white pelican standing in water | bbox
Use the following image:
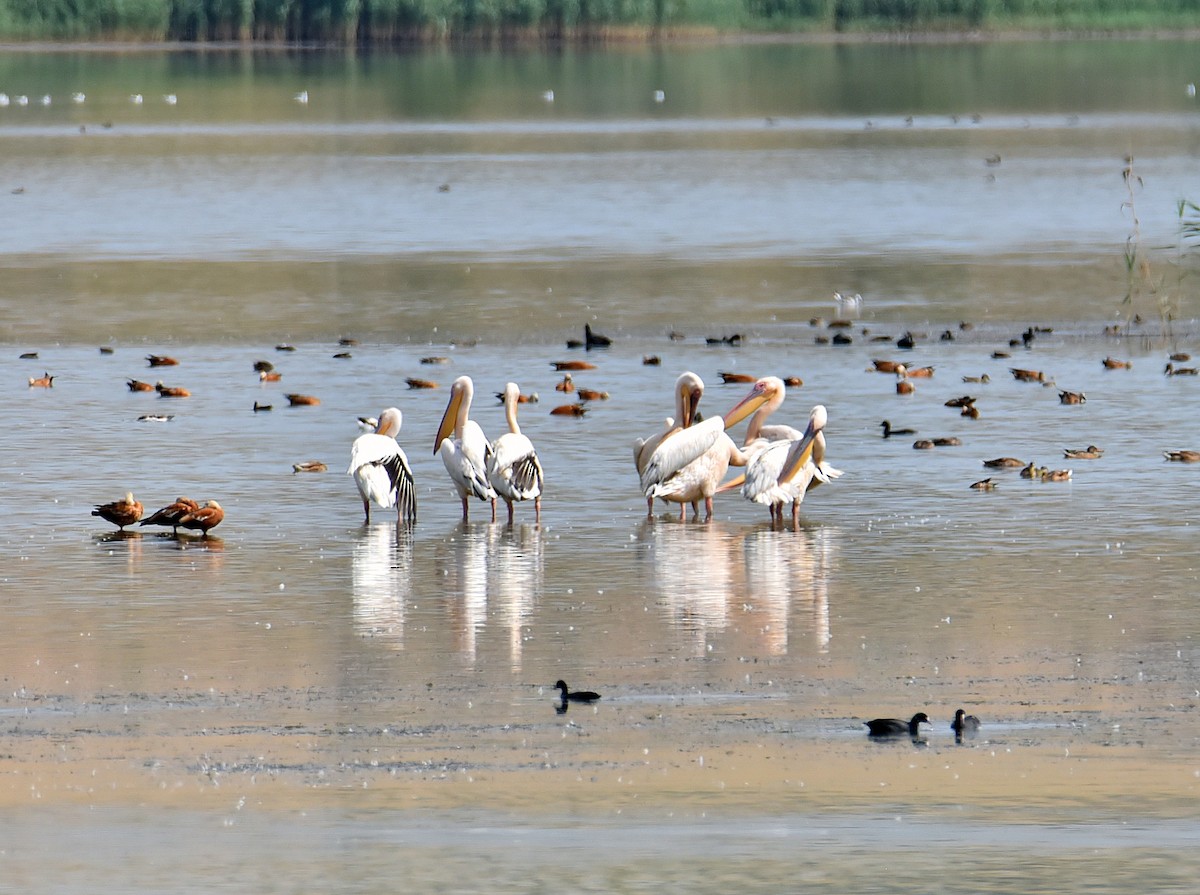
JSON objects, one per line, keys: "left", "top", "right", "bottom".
{"left": 635, "top": 371, "right": 758, "bottom": 521}
{"left": 489, "top": 382, "right": 544, "bottom": 524}
{"left": 739, "top": 405, "right": 842, "bottom": 526}
{"left": 435, "top": 375, "right": 496, "bottom": 522}
{"left": 348, "top": 407, "right": 417, "bottom": 524}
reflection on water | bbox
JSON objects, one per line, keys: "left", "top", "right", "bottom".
{"left": 741, "top": 524, "right": 835, "bottom": 654}
{"left": 486, "top": 523, "right": 543, "bottom": 672}
{"left": 352, "top": 524, "right": 413, "bottom": 646}
{"left": 638, "top": 520, "right": 741, "bottom": 655}
{"left": 636, "top": 519, "right": 838, "bottom": 657}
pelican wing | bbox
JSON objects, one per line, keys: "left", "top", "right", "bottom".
{"left": 758, "top": 423, "right": 805, "bottom": 443}
{"left": 634, "top": 417, "right": 676, "bottom": 476}
{"left": 349, "top": 432, "right": 417, "bottom": 521}
{"left": 649, "top": 431, "right": 737, "bottom": 501}
{"left": 489, "top": 432, "right": 544, "bottom": 501}
{"left": 440, "top": 420, "right": 495, "bottom": 501}
{"left": 639, "top": 416, "right": 724, "bottom": 495}
{"left": 742, "top": 440, "right": 794, "bottom": 505}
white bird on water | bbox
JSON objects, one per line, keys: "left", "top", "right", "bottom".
{"left": 542, "top": 89, "right": 555, "bottom": 103}
{"left": 434, "top": 375, "right": 496, "bottom": 522}
{"left": 348, "top": 407, "right": 417, "bottom": 525}
{"left": 740, "top": 404, "right": 842, "bottom": 527}
{"left": 294, "top": 90, "right": 309, "bottom": 104}
{"left": 488, "top": 382, "right": 544, "bottom": 524}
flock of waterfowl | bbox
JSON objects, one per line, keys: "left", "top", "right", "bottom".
{"left": 91, "top": 493, "right": 224, "bottom": 538}
{"left": 853, "top": 319, "right": 1200, "bottom": 488}
{"left": 63, "top": 315, "right": 1199, "bottom": 534}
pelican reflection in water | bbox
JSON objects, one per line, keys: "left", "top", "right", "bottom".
{"left": 741, "top": 525, "right": 836, "bottom": 654}
{"left": 433, "top": 522, "right": 543, "bottom": 665}
{"left": 636, "top": 519, "right": 838, "bottom": 656}
{"left": 351, "top": 524, "right": 413, "bottom": 647}
{"left": 635, "top": 519, "right": 743, "bottom": 655}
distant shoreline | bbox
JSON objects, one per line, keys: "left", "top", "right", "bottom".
{"left": 1, "top": 27, "right": 1199, "bottom": 52}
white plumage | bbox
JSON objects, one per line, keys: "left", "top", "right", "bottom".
{"left": 741, "top": 405, "right": 842, "bottom": 525}
{"left": 489, "top": 382, "right": 544, "bottom": 524}
{"left": 435, "top": 375, "right": 496, "bottom": 522}
{"left": 347, "top": 407, "right": 417, "bottom": 524}
{"left": 636, "top": 371, "right": 758, "bottom": 521}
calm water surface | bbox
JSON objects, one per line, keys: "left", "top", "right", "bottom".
{"left": 1, "top": 39, "right": 1199, "bottom": 894}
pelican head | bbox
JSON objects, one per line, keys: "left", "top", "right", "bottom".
{"left": 723, "top": 376, "right": 785, "bottom": 430}
{"left": 375, "top": 407, "right": 402, "bottom": 438}
{"left": 676, "top": 371, "right": 704, "bottom": 428}
{"left": 434, "top": 376, "right": 473, "bottom": 454}
{"left": 779, "top": 405, "right": 828, "bottom": 482}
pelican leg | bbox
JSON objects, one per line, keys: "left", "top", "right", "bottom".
{"left": 460, "top": 496, "right": 470, "bottom": 521}
{"left": 534, "top": 496, "right": 541, "bottom": 524}
{"left": 490, "top": 498, "right": 497, "bottom": 523}
{"left": 703, "top": 496, "right": 714, "bottom": 522}
{"left": 645, "top": 496, "right": 654, "bottom": 518}
{"left": 362, "top": 497, "right": 371, "bottom": 524}
{"left": 505, "top": 499, "right": 515, "bottom": 525}
{"left": 678, "top": 502, "right": 686, "bottom": 522}
{"left": 791, "top": 500, "right": 801, "bottom": 528}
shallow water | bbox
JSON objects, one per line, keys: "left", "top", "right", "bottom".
{"left": 1, "top": 38, "right": 1200, "bottom": 894}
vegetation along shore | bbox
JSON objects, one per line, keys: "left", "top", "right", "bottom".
{"left": 0, "top": 0, "right": 1198, "bottom": 44}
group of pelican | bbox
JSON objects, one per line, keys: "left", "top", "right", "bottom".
{"left": 635, "top": 372, "right": 842, "bottom": 525}
{"left": 348, "top": 376, "right": 544, "bottom": 525}
{"left": 348, "top": 371, "right": 836, "bottom": 527}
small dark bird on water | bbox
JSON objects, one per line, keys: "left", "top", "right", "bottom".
{"left": 585, "top": 323, "right": 611, "bottom": 349}
{"left": 952, "top": 709, "right": 982, "bottom": 738}
{"left": 555, "top": 680, "right": 601, "bottom": 703}
{"left": 880, "top": 420, "right": 916, "bottom": 438}
{"left": 865, "top": 712, "right": 930, "bottom": 738}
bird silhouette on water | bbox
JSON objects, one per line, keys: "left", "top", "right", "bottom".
{"left": 865, "top": 712, "right": 930, "bottom": 738}
{"left": 554, "top": 680, "right": 601, "bottom": 713}
{"left": 952, "top": 709, "right": 982, "bottom": 740}
{"left": 880, "top": 420, "right": 916, "bottom": 438}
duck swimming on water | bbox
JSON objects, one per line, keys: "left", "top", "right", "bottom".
{"left": 555, "top": 680, "right": 601, "bottom": 703}
{"left": 865, "top": 713, "right": 930, "bottom": 738}
{"left": 880, "top": 420, "right": 916, "bottom": 438}
{"left": 952, "top": 709, "right": 982, "bottom": 737}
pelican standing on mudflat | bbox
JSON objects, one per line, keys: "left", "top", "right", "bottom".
{"left": 489, "top": 382, "right": 544, "bottom": 524}
{"left": 635, "top": 371, "right": 758, "bottom": 521}
{"left": 740, "top": 404, "right": 842, "bottom": 526}
{"left": 435, "top": 375, "right": 496, "bottom": 522}
{"left": 348, "top": 407, "right": 417, "bottom": 524}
